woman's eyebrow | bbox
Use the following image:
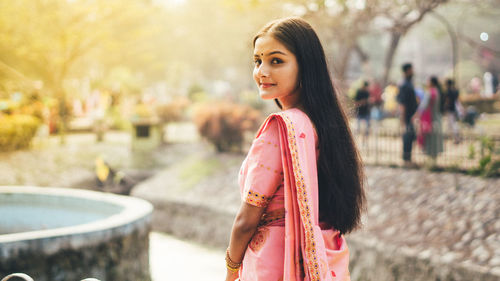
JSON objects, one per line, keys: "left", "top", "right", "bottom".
{"left": 253, "top": 50, "right": 287, "bottom": 57}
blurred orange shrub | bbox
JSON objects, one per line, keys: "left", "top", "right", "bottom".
{"left": 193, "top": 102, "right": 261, "bottom": 152}
{"left": 0, "top": 115, "right": 40, "bottom": 151}
{"left": 156, "top": 97, "right": 190, "bottom": 123}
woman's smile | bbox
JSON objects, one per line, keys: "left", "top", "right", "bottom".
{"left": 260, "top": 82, "right": 276, "bottom": 89}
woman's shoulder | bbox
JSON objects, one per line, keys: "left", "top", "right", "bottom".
{"left": 263, "top": 108, "right": 316, "bottom": 137}
{"left": 270, "top": 108, "right": 309, "bottom": 122}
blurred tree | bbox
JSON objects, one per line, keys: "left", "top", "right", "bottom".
{"left": 0, "top": 0, "right": 167, "bottom": 143}
{"left": 377, "top": 0, "right": 450, "bottom": 87}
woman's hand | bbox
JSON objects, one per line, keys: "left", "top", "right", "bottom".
{"left": 225, "top": 269, "right": 239, "bottom": 281}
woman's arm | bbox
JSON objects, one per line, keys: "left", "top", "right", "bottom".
{"left": 225, "top": 202, "right": 266, "bottom": 281}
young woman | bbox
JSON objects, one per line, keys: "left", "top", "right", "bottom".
{"left": 225, "top": 17, "right": 365, "bottom": 281}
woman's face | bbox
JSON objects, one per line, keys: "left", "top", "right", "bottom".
{"left": 253, "top": 35, "right": 300, "bottom": 106}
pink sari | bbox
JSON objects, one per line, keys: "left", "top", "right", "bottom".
{"left": 417, "top": 87, "right": 437, "bottom": 147}
{"left": 238, "top": 108, "right": 350, "bottom": 281}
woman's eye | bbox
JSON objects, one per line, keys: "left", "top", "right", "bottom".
{"left": 271, "top": 58, "right": 282, "bottom": 64}
{"left": 254, "top": 59, "right": 262, "bottom": 66}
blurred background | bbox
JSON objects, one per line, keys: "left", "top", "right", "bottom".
{"left": 1, "top": 0, "right": 499, "bottom": 280}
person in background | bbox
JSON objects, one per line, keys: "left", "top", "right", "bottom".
{"left": 416, "top": 76, "right": 444, "bottom": 166}
{"left": 382, "top": 82, "right": 399, "bottom": 116}
{"left": 354, "top": 81, "right": 371, "bottom": 136}
{"left": 444, "top": 79, "right": 461, "bottom": 143}
{"left": 369, "top": 80, "right": 383, "bottom": 122}
{"left": 397, "top": 63, "right": 419, "bottom": 168}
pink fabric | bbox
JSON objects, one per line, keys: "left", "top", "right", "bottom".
{"left": 238, "top": 108, "right": 350, "bottom": 281}
{"left": 417, "top": 88, "right": 437, "bottom": 147}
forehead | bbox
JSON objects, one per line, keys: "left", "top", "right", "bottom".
{"left": 254, "top": 35, "right": 290, "bottom": 55}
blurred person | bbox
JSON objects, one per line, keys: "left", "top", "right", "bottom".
{"left": 225, "top": 17, "right": 365, "bottom": 281}
{"left": 469, "top": 76, "right": 482, "bottom": 95}
{"left": 463, "top": 106, "right": 479, "bottom": 127}
{"left": 382, "top": 82, "right": 399, "bottom": 116}
{"left": 397, "top": 63, "right": 419, "bottom": 168}
{"left": 354, "top": 81, "right": 371, "bottom": 136}
{"left": 483, "top": 72, "right": 494, "bottom": 97}
{"left": 369, "top": 80, "right": 383, "bottom": 121}
{"left": 444, "top": 79, "right": 461, "bottom": 143}
{"left": 415, "top": 76, "right": 444, "bottom": 166}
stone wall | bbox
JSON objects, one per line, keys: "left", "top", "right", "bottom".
{"left": 348, "top": 236, "right": 500, "bottom": 281}
{"left": 0, "top": 226, "right": 151, "bottom": 281}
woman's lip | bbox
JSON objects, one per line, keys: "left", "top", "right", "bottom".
{"left": 260, "top": 83, "right": 275, "bottom": 88}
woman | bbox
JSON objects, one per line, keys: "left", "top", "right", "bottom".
{"left": 416, "top": 76, "right": 444, "bottom": 163}
{"left": 225, "top": 17, "right": 365, "bottom": 281}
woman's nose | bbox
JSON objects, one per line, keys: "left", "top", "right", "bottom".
{"left": 257, "top": 63, "right": 270, "bottom": 77}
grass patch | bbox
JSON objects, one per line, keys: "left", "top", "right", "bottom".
{"left": 178, "top": 155, "right": 222, "bottom": 190}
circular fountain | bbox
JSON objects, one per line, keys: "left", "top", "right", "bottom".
{"left": 0, "top": 186, "right": 153, "bottom": 281}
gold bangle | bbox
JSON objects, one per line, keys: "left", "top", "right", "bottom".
{"left": 225, "top": 248, "right": 242, "bottom": 270}
{"left": 226, "top": 263, "right": 240, "bottom": 273}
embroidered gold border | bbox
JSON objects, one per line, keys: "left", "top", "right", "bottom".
{"left": 276, "top": 112, "right": 321, "bottom": 281}
{"left": 244, "top": 190, "right": 272, "bottom": 207}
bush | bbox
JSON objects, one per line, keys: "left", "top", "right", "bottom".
{"left": 156, "top": 97, "right": 190, "bottom": 123}
{"left": 468, "top": 136, "right": 500, "bottom": 177}
{"left": 0, "top": 114, "right": 41, "bottom": 151}
{"left": 193, "top": 102, "right": 261, "bottom": 152}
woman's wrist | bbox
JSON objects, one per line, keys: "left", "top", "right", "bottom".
{"left": 225, "top": 248, "right": 242, "bottom": 272}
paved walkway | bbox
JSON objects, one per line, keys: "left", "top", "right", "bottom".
{"left": 150, "top": 232, "right": 225, "bottom": 281}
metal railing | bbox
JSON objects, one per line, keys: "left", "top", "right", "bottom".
{"left": 353, "top": 125, "right": 500, "bottom": 171}
{"left": 1, "top": 273, "right": 100, "bottom": 281}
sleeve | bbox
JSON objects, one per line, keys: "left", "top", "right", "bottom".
{"left": 417, "top": 91, "right": 430, "bottom": 113}
{"left": 242, "top": 118, "right": 283, "bottom": 208}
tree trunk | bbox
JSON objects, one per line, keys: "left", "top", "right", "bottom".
{"left": 382, "top": 32, "right": 402, "bottom": 88}
{"left": 56, "top": 87, "right": 68, "bottom": 145}
{"left": 431, "top": 11, "right": 459, "bottom": 84}
{"left": 333, "top": 43, "right": 355, "bottom": 95}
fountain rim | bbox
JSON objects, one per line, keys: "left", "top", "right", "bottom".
{"left": 0, "top": 185, "right": 153, "bottom": 246}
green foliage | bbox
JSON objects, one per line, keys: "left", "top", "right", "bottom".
{"left": 468, "top": 144, "right": 475, "bottom": 159}
{"left": 188, "top": 84, "right": 205, "bottom": 97}
{"left": 108, "top": 106, "right": 132, "bottom": 131}
{"left": 193, "top": 101, "right": 262, "bottom": 152}
{"left": 188, "top": 91, "right": 210, "bottom": 104}
{"left": 469, "top": 136, "right": 500, "bottom": 177}
{"left": 0, "top": 115, "right": 40, "bottom": 151}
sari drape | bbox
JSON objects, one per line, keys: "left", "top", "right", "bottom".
{"left": 239, "top": 109, "right": 350, "bottom": 281}
{"left": 417, "top": 88, "right": 436, "bottom": 147}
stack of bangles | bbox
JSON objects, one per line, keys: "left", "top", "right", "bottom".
{"left": 225, "top": 249, "right": 242, "bottom": 273}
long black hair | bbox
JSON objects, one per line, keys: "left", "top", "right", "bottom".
{"left": 254, "top": 17, "right": 365, "bottom": 234}
{"left": 430, "top": 76, "right": 445, "bottom": 113}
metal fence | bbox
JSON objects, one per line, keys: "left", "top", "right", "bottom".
{"left": 353, "top": 125, "right": 500, "bottom": 171}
